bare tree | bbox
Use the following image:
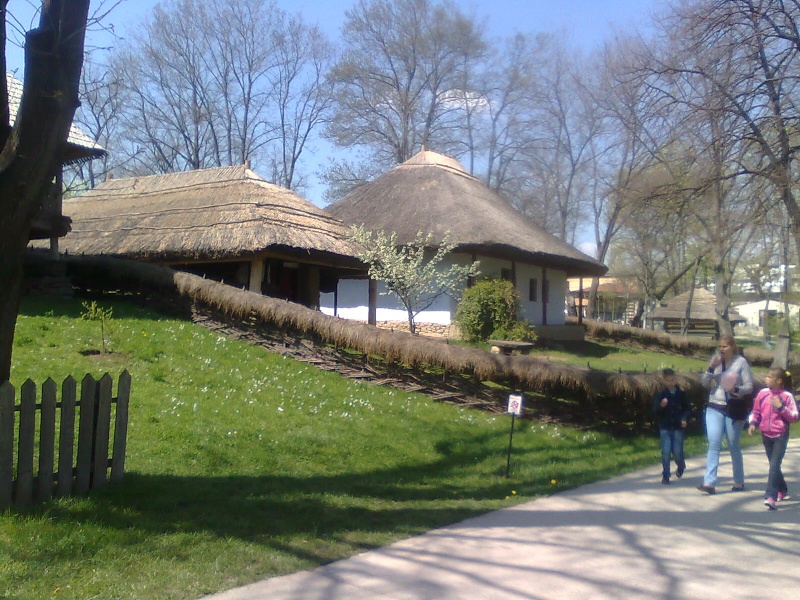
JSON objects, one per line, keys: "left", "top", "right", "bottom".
{"left": 267, "top": 16, "right": 334, "bottom": 189}
{"left": 1, "top": 0, "right": 92, "bottom": 381}
{"left": 508, "top": 38, "right": 602, "bottom": 244}
{"left": 324, "top": 0, "right": 485, "bottom": 192}
{"left": 68, "top": 57, "right": 122, "bottom": 190}
{"left": 107, "top": 0, "right": 330, "bottom": 188}
{"left": 666, "top": 1, "right": 800, "bottom": 268}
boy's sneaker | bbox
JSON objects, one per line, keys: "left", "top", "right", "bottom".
{"left": 764, "top": 497, "right": 777, "bottom": 510}
{"left": 676, "top": 468, "right": 684, "bottom": 479}
{"left": 777, "top": 491, "right": 788, "bottom": 502}
{"left": 661, "top": 475, "right": 670, "bottom": 485}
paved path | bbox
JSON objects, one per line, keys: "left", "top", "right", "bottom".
{"left": 202, "top": 442, "right": 800, "bottom": 599}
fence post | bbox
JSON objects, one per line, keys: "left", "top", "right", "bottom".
{"left": 92, "top": 374, "right": 113, "bottom": 489}
{"left": 75, "top": 374, "right": 97, "bottom": 494}
{"left": 15, "top": 380, "right": 37, "bottom": 506}
{"left": 57, "top": 376, "right": 77, "bottom": 497}
{"left": 111, "top": 370, "right": 131, "bottom": 483}
{"left": 0, "top": 381, "right": 15, "bottom": 509}
{"left": 37, "top": 378, "right": 57, "bottom": 503}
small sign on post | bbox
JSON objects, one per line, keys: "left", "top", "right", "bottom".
{"left": 506, "top": 393, "right": 523, "bottom": 478}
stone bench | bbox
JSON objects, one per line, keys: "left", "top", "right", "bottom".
{"left": 488, "top": 340, "right": 535, "bottom": 355}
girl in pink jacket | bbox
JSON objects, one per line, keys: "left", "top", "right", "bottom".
{"left": 748, "top": 368, "right": 799, "bottom": 510}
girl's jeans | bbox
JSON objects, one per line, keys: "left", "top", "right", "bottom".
{"left": 703, "top": 406, "right": 745, "bottom": 487}
{"left": 762, "top": 431, "right": 789, "bottom": 500}
{"left": 659, "top": 428, "right": 686, "bottom": 478}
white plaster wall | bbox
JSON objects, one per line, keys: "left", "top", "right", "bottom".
{"left": 515, "top": 263, "right": 542, "bottom": 323}
{"left": 318, "top": 252, "right": 570, "bottom": 327}
{"left": 319, "top": 279, "right": 453, "bottom": 324}
{"left": 734, "top": 300, "right": 800, "bottom": 330}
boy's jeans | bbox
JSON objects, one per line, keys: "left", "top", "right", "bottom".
{"left": 659, "top": 428, "right": 686, "bottom": 477}
{"left": 762, "top": 431, "right": 789, "bottom": 500}
{"left": 703, "top": 406, "right": 745, "bottom": 487}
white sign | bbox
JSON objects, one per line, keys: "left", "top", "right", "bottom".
{"left": 507, "top": 393, "right": 523, "bottom": 416}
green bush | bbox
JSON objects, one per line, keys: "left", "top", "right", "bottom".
{"left": 455, "top": 278, "right": 521, "bottom": 342}
{"left": 492, "top": 320, "right": 536, "bottom": 342}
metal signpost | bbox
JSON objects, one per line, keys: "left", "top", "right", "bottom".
{"left": 506, "top": 393, "right": 523, "bottom": 478}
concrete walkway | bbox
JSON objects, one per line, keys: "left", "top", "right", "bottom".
{"left": 202, "top": 442, "right": 800, "bottom": 599}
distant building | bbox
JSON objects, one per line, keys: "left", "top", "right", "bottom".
{"left": 568, "top": 277, "right": 640, "bottom": 324}
{"left": 733, "top": 299, "right": 800, "bottom": 335}
{"left": 649, "top": 289, "right": 745, "bottom": 336}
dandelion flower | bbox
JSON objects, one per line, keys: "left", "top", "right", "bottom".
{"left": 550, "top": 479, "right": 557, "bottom": 486}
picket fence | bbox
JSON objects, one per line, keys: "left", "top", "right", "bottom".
{"left": 0, "top": 371, "right": 130, "bottom": 509}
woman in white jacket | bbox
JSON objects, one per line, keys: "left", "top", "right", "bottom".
{"left": 697, "top": 335, "right": 754, "bottom": 494}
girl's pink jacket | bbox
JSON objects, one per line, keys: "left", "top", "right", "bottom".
{"left": 749, "top": 387, "right": 800, "bottom": 437}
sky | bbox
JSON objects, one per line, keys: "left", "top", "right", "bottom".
{"left": 5, "top": 0, "right": 665, "bottom": 250}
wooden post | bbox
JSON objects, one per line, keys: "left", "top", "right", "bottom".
{"left": 92, "top": 374, "right": 114, "bottom": 489}
{"left": 16, "top": 380, "right": 37, "bottom": 506}
{"left": 0, "top": 381, "right": 15, "bottom": 509}
{"left": 111, "top": 371, "right": 131, "bottom": 483}
{"left": 249, "top": 258, "right": 265, "bottom": 294}
{"left": 368, "top": 278, "right": 378, "bottom": 326}
{"left": 37, "top": 378, "right": 57, "bottom": 503}
{"left": 542, "top": 268, "right": 548, "bottom": 325}
{"left": 57, "top": 376, "right": 77, "bottom": 497}
{"left": 76, "top": 375, "right": 97, "bottom": 494}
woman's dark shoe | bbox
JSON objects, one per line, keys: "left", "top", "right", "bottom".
{"left": 731, "top": 484, "right": 745, "bottom": 492}
{"left": 697, "top": 484, "right": 716, "bottom": 495}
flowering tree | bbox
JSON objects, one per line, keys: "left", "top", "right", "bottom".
{"left": 348, "top": 225, "right": 479, "bottom": 334}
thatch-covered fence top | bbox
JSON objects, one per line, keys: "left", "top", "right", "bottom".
{"left": 51, "top": 165, "right": 364, "bottom": 266}
{"left": 327, "top": 149, "right": 607, "bottom": 278}
{"left": 651, "top": 289, "right": 745, "bottom": 323}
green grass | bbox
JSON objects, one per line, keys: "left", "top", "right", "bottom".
{"left": 0, "top": 295, "right": 720, "bottom": 599}
{"left": 527, "top": 339, "right": 711, "bottom": 373}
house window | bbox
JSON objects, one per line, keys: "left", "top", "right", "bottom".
{"left": 500, "top": 268, "right": 513, "bottom": 282}
{"left": 529, "top": 278, "right": 537, "bottom": 302}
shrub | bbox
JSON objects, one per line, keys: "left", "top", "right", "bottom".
{"left": 491, "top": 320, "right": 537, "bottom": 343}
{"left": 454, "top": 278, "right": 520, "bottom": 342}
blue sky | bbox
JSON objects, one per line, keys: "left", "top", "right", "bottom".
{"left": 5, "top": 0, "right": 663, "bottom": 250}
{"left": 6, "top": 0, "right": 662, "bottom": 71}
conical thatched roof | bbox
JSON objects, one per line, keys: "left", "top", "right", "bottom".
{"left": 55, "top": 165, "right": 363, "bottom": 266}
{"left": 327, "top": 149, "right": 607, "bottom": 277}
{"left": 651, "top": 289, "right": 745, "bottom": 323}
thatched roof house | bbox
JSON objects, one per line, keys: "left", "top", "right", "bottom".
{"left": 323, "top": 149, "right": 607, "bottom": 337}
{"left": 6, "top": 73, "right": 106, "bottom": 241}
{"left": 49, "top": 165, "right": 365, "bottom": 307}
{"left": 650, "top": 289, "right": 745, "bottom": 335}
{"left": 328, "top": 150, "right": 606, "bottom": 277}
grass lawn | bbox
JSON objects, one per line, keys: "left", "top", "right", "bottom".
{"left": 0, "top": 295, "right": 754, "bottom": 600}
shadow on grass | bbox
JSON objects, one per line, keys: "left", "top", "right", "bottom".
{"left": 18, "top": 293, "right": 170, "bottom": 321}
{"left": 12, "top": 432, "right": 631, "bottom": 564}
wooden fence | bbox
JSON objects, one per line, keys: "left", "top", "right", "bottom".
{"left": 0, "top": 371, "right": 131, "bottom": 509}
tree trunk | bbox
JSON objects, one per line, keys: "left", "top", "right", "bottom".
{"left": 0, "top": 247, "right": 24, "bottom": 383}
{"left": 0, "top": 1, "right": 91, "bottom": 380}
{"left": 407, "top": 308, "right": 416, "bottom": 335}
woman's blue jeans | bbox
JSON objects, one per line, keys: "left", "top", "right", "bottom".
{"left": 659, "top": 428, "right": 686, "bottom": 477}
{"left": 762, "top": 431, "right": 789, "bottom": 500}
{"left": 703, "top": 406, "right": 745, "bottom": 487}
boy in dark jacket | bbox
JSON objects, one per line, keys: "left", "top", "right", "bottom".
{"left": 653, "top": 368, "right": 692, "bottom": 484}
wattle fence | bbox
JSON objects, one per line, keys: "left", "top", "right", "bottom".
{"left": 0, "top": 371, "right": 130, "bottom": 509}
